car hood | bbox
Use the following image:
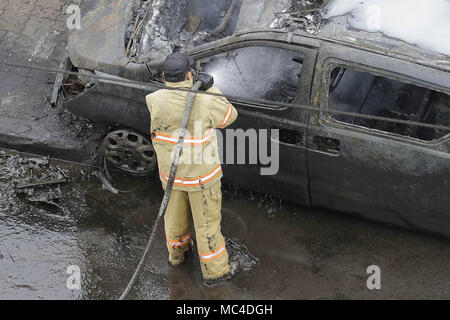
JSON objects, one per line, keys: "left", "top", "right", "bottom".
{"left": 68, "top": 0, "right": 134, "bottom": 75}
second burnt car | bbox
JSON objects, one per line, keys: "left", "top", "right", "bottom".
{"left": 63, "top": 0, "right": 450, "bottom": 238}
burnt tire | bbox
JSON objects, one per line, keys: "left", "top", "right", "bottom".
{"left": 102, "top": 130, "right": 156, "bottom": 176}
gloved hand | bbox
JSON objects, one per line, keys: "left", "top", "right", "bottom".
{"left": 197, "top": 72, "right": 214, "bottom": 91}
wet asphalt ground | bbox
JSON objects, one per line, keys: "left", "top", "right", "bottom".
{"left": 0, "top": 0, "right": 449, "bottom": 300}
{"left": 1, "top": 149, "right": 449, "bottom": 300}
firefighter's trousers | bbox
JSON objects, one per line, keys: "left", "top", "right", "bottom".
{"left": 164, "top": 180, "right": 230, "bottom": 280}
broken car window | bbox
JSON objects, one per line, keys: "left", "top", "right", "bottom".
{"left": 128, "top": 0, "right": 243, "bottom": 62}
{"left": 199, "top": 46, "right": 304, "bottom": 104}
{"left": 328, "top": 67, "right": 450, "bottom": 141}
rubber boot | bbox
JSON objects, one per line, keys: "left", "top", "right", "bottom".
{"left": 203, "top": 261, "right": 240, "bottom": 287}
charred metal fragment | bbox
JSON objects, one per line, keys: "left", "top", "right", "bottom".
{"left": 270, "top": 0, "right": 329, "bottom": 33}
{"left": 15, "top": 179, "right": 67, "bottom": 190}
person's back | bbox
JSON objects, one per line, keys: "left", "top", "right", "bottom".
{"left": 147, "top": 79, "right": 235, "bottom": 191}
{"left": 145, "top": 53, "right": 239, "bottom": 286}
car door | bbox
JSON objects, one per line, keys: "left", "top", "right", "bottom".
{"left": 192, "top": 37, "right": 317, "bottom": 205}
{"left": 308, "top": 43, "right": 450, "bottom": 237}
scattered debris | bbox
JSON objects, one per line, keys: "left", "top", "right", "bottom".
{"left": 128, "top": 0, "right": 242, "bottom": 63}
{"left": 270, "top": 0, "right": 327, "bottom": 34}
{"left": 0, "top": 151, "right": 71, "bottom": 218}
{"left": 26, "top": 156, "right": 50, "bottom": 167}
{"left": 15, "top": 179, "right": 67, "bottom": 190}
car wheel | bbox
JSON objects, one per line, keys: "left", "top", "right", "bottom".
{"left": 102, "top": 129, "right": 156, "bottom": 176}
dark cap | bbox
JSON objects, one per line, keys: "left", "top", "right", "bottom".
{"left": 164, "top": 53, "right": 195, "bottom": 82}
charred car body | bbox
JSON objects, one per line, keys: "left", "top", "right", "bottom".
{"left": 63, "top": 0, "right": 450, "bottom": 238}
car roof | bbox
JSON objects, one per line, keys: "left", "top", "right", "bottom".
{"left": 235, "top": 0, "right": 450, "bottom": 73}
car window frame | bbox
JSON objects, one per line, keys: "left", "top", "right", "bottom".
{"left": 320, "top": 57, "right": 450, "bottom": 147}
{"left": 188, "top": 38, "right": 317, "bottom": 112}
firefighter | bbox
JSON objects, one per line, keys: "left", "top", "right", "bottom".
{"left": 145, "top": 53, "right": 239, "bottom": 287}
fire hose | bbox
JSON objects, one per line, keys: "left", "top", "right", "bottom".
{"left": 119, "top": 74, "right": 213, "bottom": 300}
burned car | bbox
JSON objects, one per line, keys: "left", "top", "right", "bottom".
{"left": 63, "top": 0, "right": 450, "bottom": 238}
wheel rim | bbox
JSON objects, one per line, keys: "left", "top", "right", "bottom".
{"left": 103, "top": 130, "right": 156, "bottom": 175}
